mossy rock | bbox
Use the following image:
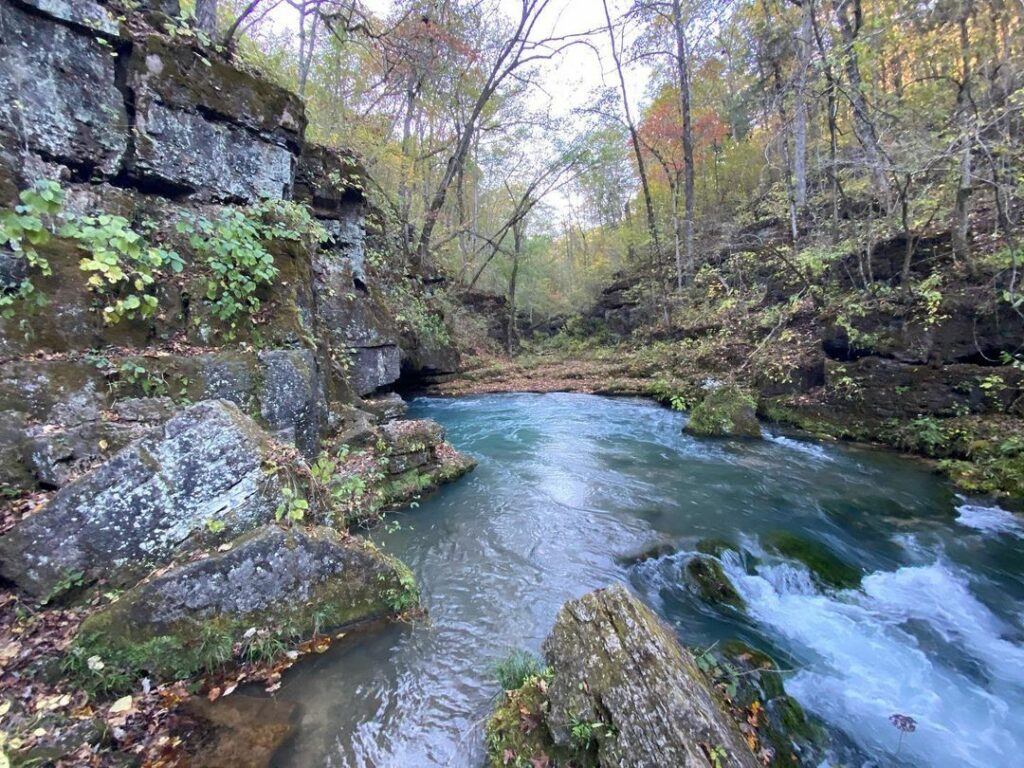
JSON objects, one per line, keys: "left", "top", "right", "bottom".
{"left": 684, "top": 385, "right": 762, "bottom": 439}
{"left": 484, "top": 675, "right": 579, "bottom": 768}
{"left": 69, "top": 526, "right": 416, "bottom": 690}
{"left": 766, "top": 532, "right": 861, "bottom": 589}
{"left": 695, "top": 537, "right": 738, "bottom": 558}
{"left": 684, "top": 555, "right": 746, "bottom": 610}
{"left": 615, "top": 541, "right": 676, "bottom": 567}
{"left": 719, "top": 641, "right": 830, "bottom": 763}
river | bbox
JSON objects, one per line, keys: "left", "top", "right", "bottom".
{"left": 271, "top": 393, "right": 1024, "bottom": 768}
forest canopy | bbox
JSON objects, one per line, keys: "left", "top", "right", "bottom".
{"left": 192, "top": 0, "right": 1019, "bottom": 336}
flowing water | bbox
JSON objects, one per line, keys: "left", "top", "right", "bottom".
{"left": 271, "top": 393, "right": 1024, "bottom": 768}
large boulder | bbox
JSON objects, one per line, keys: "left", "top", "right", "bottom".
{"left": 543, "top": 585, "right": 759, "bottom": 767}
{"left": 71, "top": 525, "right": 416, "bottom": 683}
{"left": 486, "top": 584, "right": 759, "bottom": 768}
{"left": 0, "top": 400, "right": 299, "bottom": 598}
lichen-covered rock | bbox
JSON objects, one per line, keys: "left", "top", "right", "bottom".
{"left": 541, "top": 584, "right": 759, "bottom": 768}
{"left": 684, "top": 384, "right": 762, "bottom": 439}
{"left": 131, "top": 100, "right": 295, "bottom": 201}
{"left": 0, "top": 3, "right": 128, "bottom": 175}
{"left": 128, "top": 36, "right": 305, "bottom": 145}
{"left": 17, "top": 0, "right": 122, "bottom": 36}
{"left": 350, "top": 345, "right": 401, "bottom": 396}
{"left": 72, "top": 525, "right": 417, "bottom": 682}
{"left": 381, "top": 419, "right": 445, "bottom": 456}
{"left": 258, "top": 348, "right": 324, "bottom": 457}
{"left": 0, "top": 400, "right": 296, "bottom": 597}
{"left": 124, "top": 34, "right": 304, "bottom": 201}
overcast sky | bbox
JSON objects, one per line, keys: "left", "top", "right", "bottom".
{"left": 263, "top": 0, "right": 652, "bottom": 120}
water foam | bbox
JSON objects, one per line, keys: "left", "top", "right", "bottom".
{"left": 766, "top": 433, "right": 835, "bottom": 462}
{"left": 719, "top": 555, "right": 1024, "bottom": 768}
{"left": 955, "top": 503, "right": 1024, "bottom": 537}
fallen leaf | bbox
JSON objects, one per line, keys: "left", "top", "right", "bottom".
{"left": 207, "top": 687, "right": 221, "bottom": 702}
{"left": 109, "top": 695, "right": 133, "bottom": 715}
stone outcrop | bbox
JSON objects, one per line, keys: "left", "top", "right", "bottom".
{"left": 0, "top": 0, "right": 463, "bottom": 495}
{"left": 0, "top": 400, "right": 297, "bottom": 597}
{"left": 73, "top": 525, "right": 416, "bottom": 680}
{"left": 487, "top": 584, "right": 760, "bottom": 768}
{"left": 0, "top": 2, "right": 128, "bottom": 175}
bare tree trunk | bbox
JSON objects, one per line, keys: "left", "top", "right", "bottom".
{"left": 507, "top": 220, "right": 523, "bottom": 355}
{"left": 398, "top": 77, "right": 419, "bottom": 262}
{"left": 952, "top": 0, "right": 974, "bottom": 263}
{"left": 670, "top": 0, "right": 696, "bottom": 285}
{"left": 809, "top": 2, "right": 842, "bottom": 242}
{"left": 196, "top": 0, "right": 218, "bottom": 37}
{"left": 603, "top": 0, "right": 662, "bottom": 265}
{"left": 833, "top": 0, "right": 891, "bottom": 209}
{"left": 792, "top": 0, "right": 813, "bottom": 215}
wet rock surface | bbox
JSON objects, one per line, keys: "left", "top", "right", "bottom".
{"left": 0, "top": 400, "right": 292, "bottom": 597}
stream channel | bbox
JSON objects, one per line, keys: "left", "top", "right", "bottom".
{"left": 270, "top": 393, "right": 1024, "bottom": 768}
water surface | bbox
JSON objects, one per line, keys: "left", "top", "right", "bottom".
{"left": 272, "top": 393, "right": 1024, "bottom": 768}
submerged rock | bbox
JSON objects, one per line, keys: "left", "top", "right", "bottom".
{"left": 0, "top": 400, "right": 299, "bottom": 598}
{"left": 184, "top": 694, "right": 298, "bottom": 768}
{"left": 615, "top": 541, "right": 676, "bottom": 567}
{"left": 72, "top": 526, "right": 415, "bottom": 683}
{"left": 520, "top": 584, "right": 758, "bottom": 767}
{"left": 766, "top": 532, "right": 861, "bottom": 589}
{"left": 684, "top": 385, "right": 762, "bottom": 439}
{"left": 685, "top": 555, "right": 746, "bottom": 610}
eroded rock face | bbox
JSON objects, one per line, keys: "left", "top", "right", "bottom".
{"left": 0, "top": 400, "right": 293, "bottom": 597}
{"left": 0, "top": 2, "right": 128, "bottom": 175}
{"left": 126, "top": 35, "right": 304, "bottom": 201}
{"left": 73, "top": 525, "right": 415, "bottom": 680}
{"left": 542, "top": 584, "right": 759, "bottom": 768}
{"left": 351, "top": 345, "right": 401, "bottom": 395}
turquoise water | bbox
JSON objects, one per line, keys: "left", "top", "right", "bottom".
{"left": 271, "top": 393, "right": 1024, "bottom": 767}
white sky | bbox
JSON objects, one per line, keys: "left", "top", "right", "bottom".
{"left": 264, "top": 0, "right": 652, "bottom": 120}
{"left": 262, "top": 0, "right": 654, "bottom": 216}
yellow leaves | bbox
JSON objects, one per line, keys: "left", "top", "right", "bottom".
{"left": 0, "top": 642, "right": 20, "bottom": 666}
{"left": 108, "top": 695, "right": 133, "bottom": 715}
{"left": 34, "top": 693, "right": 71, "bottom": 712}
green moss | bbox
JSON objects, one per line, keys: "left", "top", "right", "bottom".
{"left": 484, "top": 675, "right": 580, "bottom": 768}
{"left": 766, "top": 532, "right": 861, "bottom": 589}
{"left": 68, "top": 533, "right": 415, "bottom": 693}
{"left": 695, "top": 538, "right": 737, "bottom": 558}
{"left": 760, "top": 399, "right": 870, "bottom": 441}
{"left": 684, "top": 385, "right": 762, "bottom": 438}
{"left": 685, "top": 555, "right": 746, "bottom": 609}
